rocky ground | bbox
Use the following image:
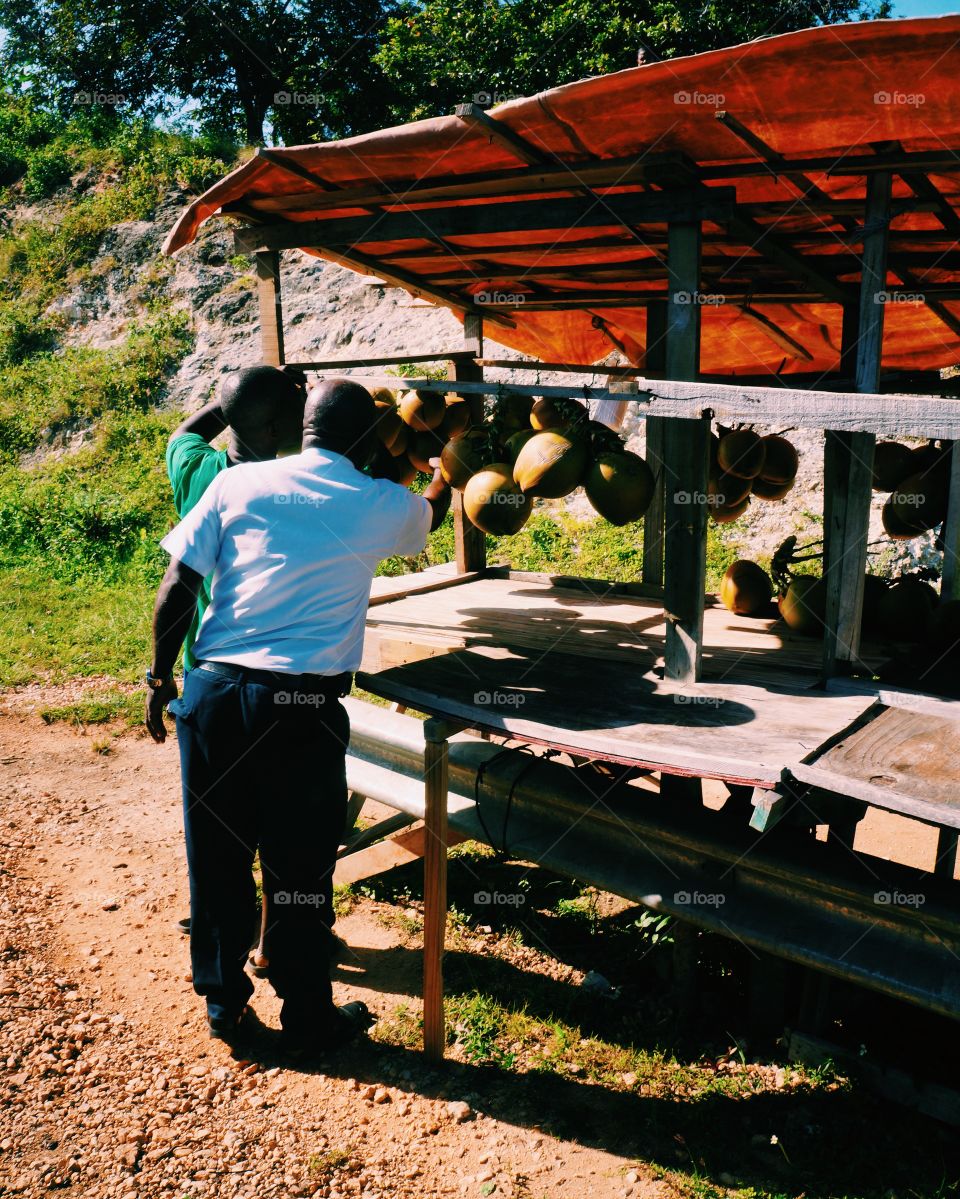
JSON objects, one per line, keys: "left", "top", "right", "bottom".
{"left": 0, "top": 710, "right": 669, "bottom": 1199}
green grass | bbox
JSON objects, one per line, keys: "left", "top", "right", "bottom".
{"left": 39, "top": 690, "right": 141, "bottom": 727}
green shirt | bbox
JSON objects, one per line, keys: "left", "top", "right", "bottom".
{"left": 165, "top": 433, "right": 230, "bottom": 671}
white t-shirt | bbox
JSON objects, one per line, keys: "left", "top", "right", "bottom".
{"left": 160, "top": 447, "right": 432, "bottom": 675}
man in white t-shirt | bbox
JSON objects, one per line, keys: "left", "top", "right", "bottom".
{"left": 144, "top": 378, "right": 451, "bottom": 1052}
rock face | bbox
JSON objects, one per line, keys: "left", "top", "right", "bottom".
{"left": 36, "top": 187, "right": 942, "bottom": 575}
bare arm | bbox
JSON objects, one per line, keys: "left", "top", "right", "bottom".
{"left": 145, "top": 558, "right": 204, "bottom": 744}
{"left": 168, "top": 400, "right": 228, "bottom": 446}
{"left": 423, "top": 462, "right": 452, "bottom": 532}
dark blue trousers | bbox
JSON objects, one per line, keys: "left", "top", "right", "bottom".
{"left": 170, "top": 667, "right": 349, "bottom": 1027}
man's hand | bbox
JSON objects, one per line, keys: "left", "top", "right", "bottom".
{"left": 423, "top": 459, "right": 452, "bottom": 531}
{"left": 145, "top": 678, "right": 179, "bottom": 744}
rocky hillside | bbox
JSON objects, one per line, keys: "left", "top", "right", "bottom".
{"left": 36, "top": 182, "right": 940, "bottom": 581}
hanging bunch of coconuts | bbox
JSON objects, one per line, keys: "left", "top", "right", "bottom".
{"left": 873, "top": 439, "right": 953, "bottom": 540}
{"left": 366, "top": 386, "right": 656, "bottom": 537}
{"left": 709, "top": 425, "right": 800, "bottom": 523}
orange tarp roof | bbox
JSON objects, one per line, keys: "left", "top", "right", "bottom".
{"left": 165, "top": 16, "right": 960, "bottom": 377}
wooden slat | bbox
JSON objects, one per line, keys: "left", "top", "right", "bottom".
{"left": 422, "top": 724, "right": 451, "bottom": 1060}
{"left": 449, "top": 352, "right": 486, "bottom": 573}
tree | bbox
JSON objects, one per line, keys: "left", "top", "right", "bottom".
{"left": 374, "top": 0, "right": 893, "bottom": 123}
{"left": 0, "top": 0, "right": 400, "bottom": 145}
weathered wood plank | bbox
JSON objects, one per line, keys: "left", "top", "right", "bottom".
{"left": 357, "top": 644, "right": 876, "bottom": 787}
{"left": 663, "top": 222, "right": 707, "bottom": 683}
{"left": 791, "top": 704, "right": 960, "bottom": 830}
{"left": 422, "top": 722, "right": 452, "bottom": 1060}
{"left": 642, "top": 301, "right": 667, "bottom": 588}
{"left": 449, "top": 352, "right": 486, "bottom": 573}
{"left": 255, "top": 250, "right": 285, "bottom": 366}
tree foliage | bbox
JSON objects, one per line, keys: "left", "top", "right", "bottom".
{"left": 0, "top": 0, "right": 893, "bottom": 145}
{"left": 374, "top": 0, "right": 893, "bottom": 122}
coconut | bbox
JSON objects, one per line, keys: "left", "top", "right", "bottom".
{"left": 717, "top": 430, "right": 766, "bottom": 480}
{"left": 399, "top": 389, "right": 445, "bottom": 431}
{"left": 441, "top": 399, "right": 471, "bottom": 439}
{"left": 883, "top": 471, "right": 948, "bottom": 537}
{"left": 709, "top": 469, "right": 752, "bottom": 508}
{"left": 530, "top": 397, "right": 587, "bottom": 431}
{"left": 439, "top": 432, "right": 490, "bottom": 490}
{"left": 872, "top": 441, "right": 914, "bottom": 492}
{"left": 387, "top": 423, "right": 410, "bottom": 457}
{"left": 372, "top": 399, "right": 403, "bottom": 448}
{"left": 710, "top": 494, "right": 750, "bottom": 524}
{"left": 463, "top": 464, "right": 532, "bottom": 535}
{"left": 779, "top": 576, "right": 826, "bottom": 636}
{"left": 758, "top": 435, "right": 799, "bottom": 486}
{"left": 368, "top": 445, "right": 416, "bottom": 486}
{"left": 407, "top": 430, "right": 446, "bottom": 473}
{"left": 493, "top": 393, "right": 534, "bottom": 431}
{"left": 877, "top": 577, "right": 938, "bottom": 641}
{"left": 513, "top": 430, "right": 589, "bottom": 498}
{"left": 370, "top": 387, "right": 397, "bottom": 406}
{"left": 720, "top": 561, "right": 773, "bottom": 616}
{"left": 584, "top": 451, "right": 655, "bottom": 525}
{"left": 752, "top": 475, "right": 795, "bottom": 501}
{"left": 505, "top": 428, "right": 536, "bottom": 461}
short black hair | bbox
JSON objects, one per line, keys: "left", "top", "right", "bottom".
{"left": 221, "top": 366, "right": 300, "bottom": 433}
{"left": 303, "top": 378, "right": 376, "bottom": 455}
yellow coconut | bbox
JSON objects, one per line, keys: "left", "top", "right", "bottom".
{"left": 757, "top": 435, "right": 799, "bottom": 486}
{"left": 439, "top": 432, "right": 491, "bottom": 490}
{"left": 463, "top": 464, "right": 532, "bottom": 535}
{"left": 752, "top": 475, "right": 795, "bottom": 501}
{"left": 399, "top": 389, "right": 445, "bottom": 431}
{"left": 720, "top": 560, "right": 773, "bottom": 617}
{"left": 872, "top": 441, "right": 914, "bottom": 492}
{"left": 372, "top": 399, "right": 403, "bottom": 448}
{"left": 530, "top": 397, "right": 587, "bottom": 431}
{"left": 710, "top": 494, "right": 751, "bottom": 524}
{"left": 779, "top": 576, "right": 826, "bottom": 636}
{"left": 441, "top": 399, "right": 471, "bottom": 439}
{"left": 584, "top": 451, "right": 655, "bottom": 525}
{"left": 513, "top": 430, "right": 589, "bottom": 498}
{"left": 407, "top": 430, "right": 446, "bottom": 473}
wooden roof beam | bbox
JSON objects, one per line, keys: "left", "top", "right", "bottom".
{"left": 454, "top": 102, "right": 549, "bottom": 166}
{"left": 233, "top": 188, "right": 737, "bottom": 254}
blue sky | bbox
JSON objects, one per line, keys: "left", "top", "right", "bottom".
{"left": 894, "top": 0, "right": 959, "bottom": 14}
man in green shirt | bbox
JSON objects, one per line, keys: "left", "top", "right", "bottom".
{"left": 166, "top": 365, "right": 306, "bottom": 670}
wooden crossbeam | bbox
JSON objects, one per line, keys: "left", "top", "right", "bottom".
{"left": 737, "top": 305, "right": 813, "bottom": 361}
{"left": 902, "top": 170, "right": 960, "bottom": 235}
{"left": 233, "top": 188, "right": 737, "bottom": 254}
{"left": 236, "top": 153, "right": 694, "bottom": 216}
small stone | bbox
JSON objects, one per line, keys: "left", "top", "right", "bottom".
{"left": 373, "top": 1088, "right": 391, "bottom": 1104}
{"left": 446, "top": 1101, "right": 472, "bottom": 1123}
{"left": 625, "top": 1172, "right": 639, "bottom": 1184}
{"left": 101, "top": 901, "right": 119, "bottom": 912}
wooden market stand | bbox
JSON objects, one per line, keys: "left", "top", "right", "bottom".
{"left": 166, "top": 17, "right": 960, "bottom": 1058}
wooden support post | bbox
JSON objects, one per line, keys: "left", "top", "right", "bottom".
{"left": 662, "top": 223, "right": 708, "bottom": 683}
{"left": 822, "top": 173, "right": 890, "bottom": 678}
{"left": 422, "top": 719, "right": 451, "bottom": 1060}
{"left": 642, "top": 301, "right": 667, "bottom": 589}
{"left": 941, "top": 442, "right": 960, "bottom": 602}
{"left": 449, "top": 316, "right": 485, "bottom": 573}
{"left": 935, "top": 828, "right": 959, "bottom": 879}
{"left": 255, "top": 250, "right": 285, "bottom": 366}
